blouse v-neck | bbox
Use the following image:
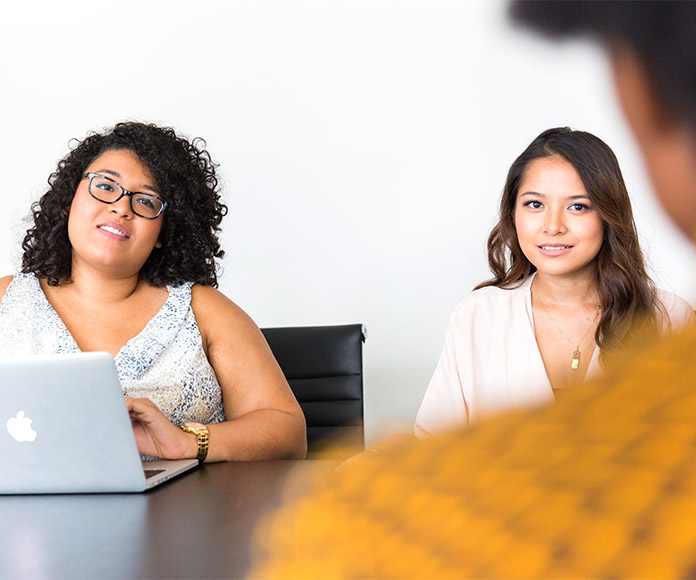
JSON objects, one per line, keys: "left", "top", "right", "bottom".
{"left": 25, "top": 273, "right": 192, "bottom": 379}
{"left": 523, "top": 272, "right": 601, "bottom": 389}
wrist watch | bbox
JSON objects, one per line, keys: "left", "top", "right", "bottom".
{"left": 180, "top": 422, "right": 209, "bottom": 463}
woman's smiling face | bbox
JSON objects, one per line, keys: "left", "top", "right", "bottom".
{"left": 514, "top": 155, "right": 604, "bottom": 280}
{"left": 67, "top": 149, "right": 164, "bottom": 278}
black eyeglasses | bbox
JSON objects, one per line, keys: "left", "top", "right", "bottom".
{"left": 82, "top": 173, "right": 168, "bottom": 219}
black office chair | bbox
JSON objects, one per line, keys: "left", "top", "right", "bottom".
{"left": 261, "top": 324, "right": 366, "bottom": 459}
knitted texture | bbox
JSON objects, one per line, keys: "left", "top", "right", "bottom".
{"left": 251, "top": 323, "right": 696, "bottom": 579}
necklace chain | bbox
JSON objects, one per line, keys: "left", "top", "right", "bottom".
{"left": 536, "top": 297, "right": 602, "bottom": 370}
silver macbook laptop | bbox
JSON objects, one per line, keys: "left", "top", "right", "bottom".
{"left": 0, "top": 351, "right": 199, "bottom": 493}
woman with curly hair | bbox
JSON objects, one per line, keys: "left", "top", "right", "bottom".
{"left": 0, "top": 121, "right": 306, "bottom": 461}
{"left": 415, "top": 127, "right": 694, "bottom": 436}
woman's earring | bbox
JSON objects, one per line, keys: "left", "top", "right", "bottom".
{"left": 155, "top": 241, "right": 163, "bottom": 249}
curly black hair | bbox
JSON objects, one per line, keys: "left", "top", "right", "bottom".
{"left": 21, "top": 121, "right": 228, "bottom": 287}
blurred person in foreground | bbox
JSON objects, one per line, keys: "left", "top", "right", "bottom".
{"left": 249, "top": 2, "right": 696, "bottom": 578}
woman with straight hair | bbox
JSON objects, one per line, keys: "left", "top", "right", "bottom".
{"left": 415, "top": 127, "right": 694, "bottom": 436}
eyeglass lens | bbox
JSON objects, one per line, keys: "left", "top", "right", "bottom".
{"left": 88, "top": 174, "right": 165, "bottom": 219}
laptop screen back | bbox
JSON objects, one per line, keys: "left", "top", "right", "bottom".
{"left": 0, "top": 352, "right": 147, "bottom": 493}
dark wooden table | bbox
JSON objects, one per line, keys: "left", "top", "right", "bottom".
{"left": 0, "top": 460, "right": 325, "bottom": 579}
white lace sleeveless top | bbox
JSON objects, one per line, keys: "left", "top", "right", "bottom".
{"left": 0, "top": 273, "right": 225, "bottom": 427}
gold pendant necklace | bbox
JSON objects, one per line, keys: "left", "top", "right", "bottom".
{"left": 537, "top": 299, "right": 602, "bottom": 370}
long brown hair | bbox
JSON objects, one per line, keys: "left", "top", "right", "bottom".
{"left": 477, "top": 127, "right": 664, "bottom": 354}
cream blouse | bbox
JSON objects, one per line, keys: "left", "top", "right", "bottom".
{"left": 415, "top": 275, "right": 695, "bottom": 437}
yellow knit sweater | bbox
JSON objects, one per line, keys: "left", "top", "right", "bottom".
{"left": 251, "top": 324, "right": 696, "bottom": 579}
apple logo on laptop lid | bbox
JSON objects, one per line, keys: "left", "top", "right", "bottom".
{"left": 7, "top": 411, "right": 37, "bottom": 443}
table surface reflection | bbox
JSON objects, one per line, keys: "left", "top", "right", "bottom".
{"left": 0, "top": 460, "right": 324, "bottom": 579}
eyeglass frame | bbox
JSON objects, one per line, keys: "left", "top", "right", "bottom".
{"left": 81, "top": 172, "right": 169, "bottom": 219}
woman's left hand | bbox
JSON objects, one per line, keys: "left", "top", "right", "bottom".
{"left": 124, "top": 396, "right": 196, "bottom": 459}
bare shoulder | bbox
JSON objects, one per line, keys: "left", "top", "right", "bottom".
{"left": 191, "top": 284, "right": 251, "bottom": 322}
{"left": 0, "top": 275, "right": 14, "bottom": 304}
{"left": 189, "top": 284, "right": 285, "bottom": 405}
{"left": 190, "top": 284, "right": 262, "bottom": 345}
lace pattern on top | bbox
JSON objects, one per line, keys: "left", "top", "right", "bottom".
{"left": 0, "top": 273, "right": 226, "bottom": 429}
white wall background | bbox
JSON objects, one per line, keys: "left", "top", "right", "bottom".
{"left": 2, "top": 0, "right": 694, "bottom": 444}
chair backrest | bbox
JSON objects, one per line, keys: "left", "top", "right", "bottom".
{"left": 261, "top": 324, "right": 366, "bottom": 459}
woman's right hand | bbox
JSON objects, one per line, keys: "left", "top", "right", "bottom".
{"left": 124, "top": 396, "right": 198, "bottom": 460}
